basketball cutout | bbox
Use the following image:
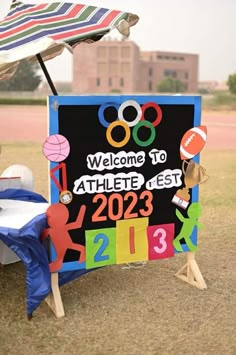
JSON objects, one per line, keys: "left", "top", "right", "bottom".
{"left": 180, "top": 126, "right": 207, "bottom": 160}
{"left": 43, "top": 134, "right": 70, "bottom": 162}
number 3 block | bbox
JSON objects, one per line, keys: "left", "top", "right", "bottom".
{"left": 147, "top": 223, "right": 175, "bottom": 260}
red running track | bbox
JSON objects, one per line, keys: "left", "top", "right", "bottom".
{"left": 0, "top": 105, "right": 235, "bottom": 149}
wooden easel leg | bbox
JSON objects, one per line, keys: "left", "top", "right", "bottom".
{"left": 175, "top": 252, "right": 207, "bottom": 290}
{"left": 45, "top": 272, "right": 65, "bottom": 318}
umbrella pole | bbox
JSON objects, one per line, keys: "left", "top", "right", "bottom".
{"left": 36, "top": 54, "right": 58, "bottom": 96}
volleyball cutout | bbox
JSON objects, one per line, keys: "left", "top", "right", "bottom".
{"left": 43, "top": 134, "right": 70, "bottom": 162}
{"left": 180, "top": 126, "right": 207, "bottom": 160}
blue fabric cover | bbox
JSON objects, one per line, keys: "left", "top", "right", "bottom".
{"left": 0, "top": 189, "right": 50, "bottom": 315}
{"left": 0, "top": 188, "right": 48, "bottom": 203}
{"left": 0, "top": 189, "right": 94, "bottom": 317}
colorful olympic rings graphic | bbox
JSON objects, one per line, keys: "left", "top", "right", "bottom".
{"left": 98, "top": 102, "right": 119, "bottom": 128}
{"left": 118, "top": 100, "right": 142, "bottom": 127}
{"left": 98, "top": 100, "right": 162, "bottom": 148}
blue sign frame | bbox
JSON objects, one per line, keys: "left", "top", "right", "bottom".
{"left": 47, "top": 95, "right": 201, "bottom": 272}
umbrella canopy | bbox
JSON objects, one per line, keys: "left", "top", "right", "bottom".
{"left": 0, "top": 0, "right": 139, "bottom": 93}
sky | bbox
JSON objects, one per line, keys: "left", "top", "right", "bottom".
{"left": 1, "top": 0, "right": 236, "bottom": 83}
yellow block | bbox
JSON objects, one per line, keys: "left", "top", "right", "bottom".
{"left": 116, "top": 217, "right": 148, "bottom": 264}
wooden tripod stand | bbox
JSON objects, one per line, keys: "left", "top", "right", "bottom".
{"left": 175, "top": 252, "right": 207, "bottom": 289}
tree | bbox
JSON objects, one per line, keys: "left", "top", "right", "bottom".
{"left": 157, "top": 77, "right": 186, "bottom": 93}
{"left": 0, "top": 59, "right": 42, "bottom": 91}
{"left": 198, "top": 87, "right": 209, "bottom": 95}
{"left": 227, "top": 73, "right": 236, "bottom": 94}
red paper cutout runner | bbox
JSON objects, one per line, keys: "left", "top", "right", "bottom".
{"left": 41, "top": 203, "right": 86, "bottom": 272}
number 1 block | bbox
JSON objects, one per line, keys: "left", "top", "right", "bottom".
{"left": 116, "top": 217, "right": 148, "bottom": 264}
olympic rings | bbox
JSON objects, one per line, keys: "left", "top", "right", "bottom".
{"left": 106, "top": 121, "right": 131, "bottom": 148}
{"left": 141, "top": 102, "right": 162, "bottom": 127}
{"left": 118, "top": 100, "right": 142, "bottom": 127}
{"left": 98, "top": 100, "right": 162, "bottom": 148}
{"left": 133, "top": 120, "right": 156, "bottom": 147}
{"left": 98, "top": 102, "right": 119, "bottom": 128}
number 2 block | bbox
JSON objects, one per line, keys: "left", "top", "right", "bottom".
{"left": 85, "top": 228, "right": 116, "bottom": 269}
{"left": 147, "top": 223, "right": 175, "bottom": 260}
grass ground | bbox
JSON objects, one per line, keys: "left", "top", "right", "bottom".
{"left": 0, "top": 145, "right": 235, "bottom": 355}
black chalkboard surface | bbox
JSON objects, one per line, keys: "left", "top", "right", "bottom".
{"left": 46, "top": 95, "right": 202, "bottom": 272}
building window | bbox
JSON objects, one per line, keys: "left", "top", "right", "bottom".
{"left": 164, "top": 69, "right": 170, "bottom": 77}
{"left": 157, "top": 54, "right": 185, "bottom": 61}
{"left": 96, "top": 78, "right": 100, "bottom": 86}
{"left": 109, "top": 46, "right": 118, "bottom": 59}
{"left": 108, "top": 77, "right": 112, "bottom": 86}
{"left": 120, "top": 78, "right": 124, "bottom": 87}
{"left": 149, "top": 67, "right": 153, "bottom": 76}
{"left": 185, "top": 72, "right": 189, "bottom": 79}
{"left": 97, "top": 62, "right": 106, "bottom": 75}
{"left": 172, "top": 71, "right": 177, "bottom": 78}
{"left": 97, "top": 47, "right": 106, "bottom": 58}
{"left": 121, "top": 46, "right": 131, "bottom": 58}
{"left": 110, "top": 62, "right": 118, "bottom": 75}
{"left": 121, "top": 62, "right": 130, "bottom": 74}
{"left": 164, "top": 70, "right": 177, "bottom": 78}
{"left": 148, "top": 81, "right": 152, "bottom": 91}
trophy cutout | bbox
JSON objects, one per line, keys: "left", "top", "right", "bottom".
{"left": 172, "top": 160, "right": 208, "bottom": 209}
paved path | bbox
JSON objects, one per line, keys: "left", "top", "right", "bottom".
{"left": 0, "top": 105, "right": 47, "bottom": 143}
{"left": 201, "top": 111, "right": 236, "bottom": 149}
{"left": 0, "top": 105, "right": 235, "bottom": 149}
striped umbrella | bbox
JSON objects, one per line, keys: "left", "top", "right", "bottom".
{"left": 0, "top": 1, "right": 139, "bottom": 94}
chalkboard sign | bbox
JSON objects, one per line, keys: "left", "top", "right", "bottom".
{"left": 45, "top": 95, "right": 203, "bottom": 273}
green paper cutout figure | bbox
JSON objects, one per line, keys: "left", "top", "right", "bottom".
{"left": 173, "top": 202, "right": 203, "bottom": 252}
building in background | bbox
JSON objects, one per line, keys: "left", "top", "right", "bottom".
{"left": 72, "top": 39, "right": 198, "bottom": 94}
{"left": 198, "top": 80, "right": 228, "bottom": 93}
